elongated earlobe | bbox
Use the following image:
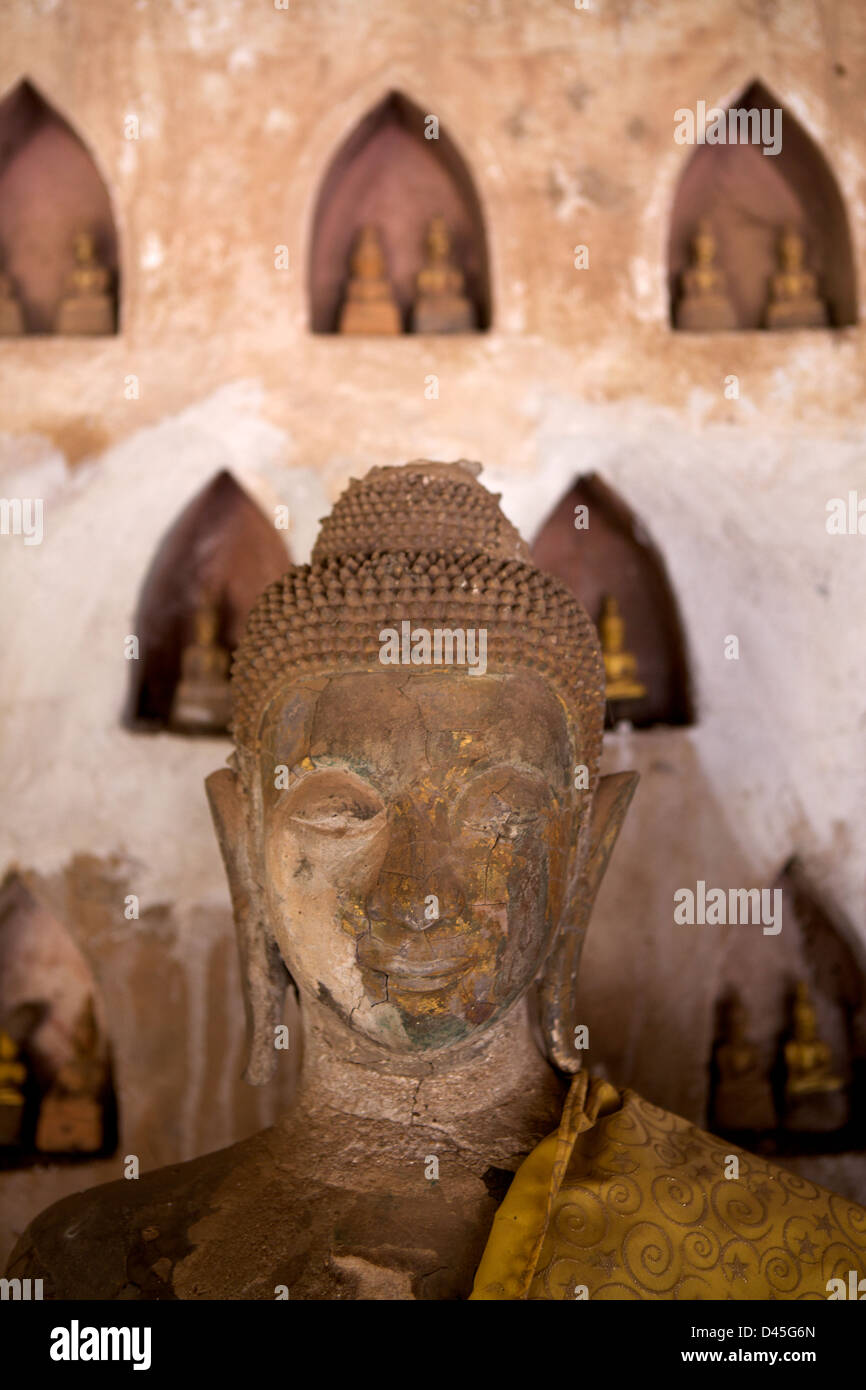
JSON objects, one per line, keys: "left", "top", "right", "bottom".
{"left": 537, "top": 771, "right": 639, "bottom": 1073}
{"left": 206, "top": 766, "right": 292, "bottom": 1084}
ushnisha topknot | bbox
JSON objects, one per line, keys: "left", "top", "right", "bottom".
{"left": 312, "top": 459, "right": 531, "bottom": 564}
{"left": 231, "top": 461, "right": 605, "bottom": 776}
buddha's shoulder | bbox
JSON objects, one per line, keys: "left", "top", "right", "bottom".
{"left": 591, "top": 1087, "right": 866, "bottom": 1254}
{"left": 5, "top": 1127, "right": 278, "bottom": 1300}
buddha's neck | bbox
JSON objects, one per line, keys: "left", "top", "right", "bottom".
{"left": 289, "top": 995, "right": 565, "bottom": 1155}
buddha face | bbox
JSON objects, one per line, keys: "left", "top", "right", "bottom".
{"left": 780, "top": 228, "right": 804, "bottom": 270}
{"left": 353, "top": 226, "right": 386, "bottom": 279}
{"left": 255, "top": 670, "right": 577, "bottom": 1054}
{"left": 427, "top": 217, "right": 450, "bottom": 261}
{"left": 74, "top": 231, "right": 95, "bottom": 263}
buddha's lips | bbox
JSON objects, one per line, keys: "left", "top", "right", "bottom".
{"left": 382, "top": 957, "right": 470, "bottom": 978}
{"left": 369, "top": 957, "right": 474, "bottom": 993}
{"left": 356, "top": 936, "right": 476, "bottom": 985}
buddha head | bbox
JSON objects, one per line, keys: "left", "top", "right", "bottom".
{"left": 793, "top": 980, "right": 818, "bottom": 1042}
{"left": 351, "top": 225, "right": 387, "bottom": 281}
{"left": 779, "top": 226, "right": 805, "bottom": 273}
{"left": 426, "top": 216, "right": 452, "bottom": 263}
{"left": 207, "top": 462, "right": 637, "bottom": 1081}
{"left": 73, "top": 231, "right": 96, "bottom": 266}
{"left": 599, "top": 595, "right": 625, "bottom": 656}
{"left": 692, "top": 220, "right": 718, "bottom": 266}
{"left": 191, "top": 601, "right": 220, "bottom": 648}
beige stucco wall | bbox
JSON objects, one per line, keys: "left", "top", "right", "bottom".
{"left": 1, "top": 0, "right": 865, "bottom": 1263}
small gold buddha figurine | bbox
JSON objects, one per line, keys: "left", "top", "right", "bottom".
{"left": 674, "top": 220, "right": 737, "bottom": 331}
{"left": 711, "top": 995, "right": 776, "bottom": 1134}
{"left": 54, "top": 230, "right": 114, "bottom": 336}
{"left": 764, "top": 226, "right": 828, "bottom": 330}
{"left": 599, "top": 595, "right": 646, "bottom": 701}
{"left": 337, "top": 224, "right": 402, "bottom": 335}
{"left": 170, "top": 600, "right": 232, "bottom": 735}
{"left": 783, "top": 980, "right": 847, "bottom": 1133}
{"left": 410, "top": 216, "right": 476, "bottom": 334}
{"left": 0, "top": 256, "right": 24, "bottom": 337}
{"left": 0, "top": 1029, "right": 27, "bottom": 1149}
{"left": 35, "top": 998, "right": 107, "bottom": 1154}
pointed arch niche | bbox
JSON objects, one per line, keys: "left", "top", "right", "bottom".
{"left": 668, "top": 80, "right": 857, "bottom": 329}
{"left": 0, "top": 79, "right": 119, "bottom": 335}
{"left": 124, "top": 472, "right": 291, "bottom": 733}
{"left": 707, "top": 857, "right": 866, "bottom": 1160}
{"left": 309, "top": 91, "right": 491, "bottom": 333}
{"left": 531, "top": 475, "right": 694, "bottom": 729}
{"left": 0, "top": 873, "right": 118, "bottom": 1167}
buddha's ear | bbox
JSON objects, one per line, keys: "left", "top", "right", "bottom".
{"left": 536, "top": 770, "right": 639, "bottom": 1073}
{"left": 206, "top": 766, "right": 292, "bottom": 1085}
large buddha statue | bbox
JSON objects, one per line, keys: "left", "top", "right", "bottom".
{"left": 764, "top": 227, "right": 828, "bottom": 330}
{"left": 674, "top": 220, "right": 737, "bottom": 332}
{"left": 7, "top": 462, "right": 866, "bottom": 1300}
{"left": 55, "top": 231, "right": 114, "bottom": 336}
{"left": 410, "top": 216, "right": 476, "bottom": 334}
{"left": 337, "top": 224, "right": 401, "bottom": 335}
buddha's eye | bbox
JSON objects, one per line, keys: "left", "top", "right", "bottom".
{"left": 464, "top": 801, "right": 540, "bottom": 839}
{"left": 455, "top": 770, "right": 548, "bottom": 841}
{"left": 283, "top": 770, "right": 386, "bottom": 835}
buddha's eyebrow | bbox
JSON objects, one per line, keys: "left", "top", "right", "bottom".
{"left": 284, "top": 756, "right": 387, "bottom": 791}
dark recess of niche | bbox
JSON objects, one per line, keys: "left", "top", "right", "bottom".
{"left": 774, "top": 856, "right": 866, "bottom": 1154}
{"left": 709, "top": 857, "right": 866, "bottom": 1158}
{"left": 668, "top": 79, "right": 857, "bottom": 329}
{"left": 0, "top": 872, "right": 118, "bottom": 1170}
{"left": 123, "top": 471, "right": 291, "bottom": 731}
{"left": 309, "top": 90, "right": 491, "bottom": 333}
{"left": 0, "top": 77, "right": 119, "bottom": 334}
{"left": 531, "top": 474, "right": 694, "bottom": 728}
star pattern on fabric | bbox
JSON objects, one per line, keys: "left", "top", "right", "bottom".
{"left": 691, "top": 1163, "right": 715, "bottom": 1180}
{"left": 798, "top": 1234, "right": 817, "bottom": 1259}
{"left": 724, "top": 1254, "right": 749, "bottom": 1284}
{"left": 591, "top": 1248, "right": 618, "bottom": 1276}
{"left": 814, "top": 1212, "right": 833, "bottom": 1238}
{"left": 751, "top": 1180, "right": 776, "bottom": 1203}
{"left": 607, "top": 1148, "right": 633, "bottom": 1173}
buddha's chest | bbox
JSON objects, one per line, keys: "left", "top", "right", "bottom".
{"left": 294, "top": 1172, "right": 500, "bottom": 1299}
{"left": 173, "top": 1156, "right": 507, "bottom": 1301}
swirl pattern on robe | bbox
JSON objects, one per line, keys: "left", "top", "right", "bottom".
{"left": 470, "top": 1075, "right": 866, "bottom": 1301}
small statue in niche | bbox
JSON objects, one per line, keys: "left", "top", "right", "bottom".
{"left": 599, "top": 595, "right": 646, "bottom": 702}
{"left": 35, "top": 998, "right": 107, "bottom": 1154}
{"left": 711, "top": 994, "right": 776, "bottom": 1134}
{"left": 783, "top": 980, "right": 848, "bottom": 1133}
{"left": 55, "top": 231, "right": 114, "bottom": 336}
{"left": 674, "top": 220, "right": 737, "bottom": 331}
{"left": 411, "top": 216, "right": 476, "bottom": 333}
{"left": 170, "top": 600, "right": 232, "bottom": 735}
{"left": 764, "top": 227, "right": 828, "bottom": 330}
{"left": 0, "top": 1030, "right": 27, "bottom": 1149}
{"left": 337, "top": 224, "right": 401, "bottom": 335}
{"left": 10, "top": 462, "right": 866, "bottom": 1301}
{"left": 0, "top": 255, "right": 24, "bottom": 336}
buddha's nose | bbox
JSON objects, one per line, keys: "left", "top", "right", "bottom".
{"left": 365, "top": 803, "right": 466, "bottom": 932}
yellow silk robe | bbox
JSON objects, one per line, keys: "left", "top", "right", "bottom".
{"left": 471, "top": 1072, "right": 866, "bottom": 1300}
